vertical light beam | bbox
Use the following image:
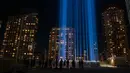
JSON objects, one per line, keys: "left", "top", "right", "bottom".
{"left": 87, "top": 0, "right": 98, "bottom": 61}
{"left": 73, "top": 0, "right": 79, "bottom": 60}
{"left": 59, "top": 0, "right": 68, "bottom": 60}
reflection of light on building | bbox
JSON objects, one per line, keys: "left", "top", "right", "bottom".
{"left": 2, "top": 13, "right": 38, "bottom": 59}
{"left": 102, "top": 6, "right": 128, "bottom": 60}
{"left": 48, "top": 27, "right": 74, "bottom": 60}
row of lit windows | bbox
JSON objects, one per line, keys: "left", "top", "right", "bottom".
{"left": 23, "top": 29, "right": 35, "bottom": 32}
{"left": 26, "top": 23, "right": 36, "bottom": 25}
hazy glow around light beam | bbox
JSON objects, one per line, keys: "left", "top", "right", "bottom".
{"left": 58, "top": 0, "right": 98, "bottom": 61}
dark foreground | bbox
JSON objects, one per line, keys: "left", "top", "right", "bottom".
{"left": 26, "top": 67, "right": 130, "bottom": 73}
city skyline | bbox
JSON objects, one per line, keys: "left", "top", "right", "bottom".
{"left": 0, "top": 0, "right": 128, "bottom": 54}
{"left": 0, "top": 0, "right": 130, "bottom": 71}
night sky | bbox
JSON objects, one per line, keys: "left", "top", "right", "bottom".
{"left": 0, "top": 0, "right": 127, "bottom": 53}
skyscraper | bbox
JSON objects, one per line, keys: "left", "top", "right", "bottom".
{"left": 102, "top": 6, "right": 128, "bottom": 59}
{"left": 2, "top": 13, "right": 38, "bottom": 59}
{"left": 125, "top": 0, "right": 130, "bottom": 24}
{"left": 48, "top": 27, "right": 74, "bottom": 60}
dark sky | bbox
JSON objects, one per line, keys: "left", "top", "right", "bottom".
{"left": 0, "top": 0, "right": 127, "bottom": 53}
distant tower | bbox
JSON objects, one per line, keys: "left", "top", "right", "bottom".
{"left": 102, "top": 6, "right": 129, "bottom": 59}
{"left": 48, "top": 27, "right": 75, "bottom": 60}
{"left": 2, "top": 13, "right": 38, "bottom": 59}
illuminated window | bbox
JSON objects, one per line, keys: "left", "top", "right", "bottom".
{"left": 109, "top": 34, "right": 111, "bottom": 36}
{"left": 120, "top": 43, "right": 122, "bottom": 47}
{"left": 6, "top": 50, "right": 8, "bottom": 52}
{"left": 13, "top": 48, "right": 16, "bottom": 51}
{"left": 25, "top": 30, "right": 27, "bottom": 32}
{"left": 26, "top": 23, "right": 29, "bottom": 25}
{"left": 124, "top": 48, "right": 126, "bottom": 53}
{"left": 12, "top": 55, "right": 15, "bottom": 57}
{"left": 119, "top": 21, "right": 122, "bottom": 24}
{"left": 60, "top": 40, "right": 64, "bottom": 44}
{"left": 31, "top": 35, "right": 34, "bottom": 37}
{"left": 69, "top": 33, "right": 71, "bottom": 35}
{"left": 24, "top": 53, "right": 26, "bottom": 55}
{"left": 23, "top": 43, "right": 25, "bottom": 45}
{"left": 31, "top": 23, "right": 35, "bottom": 25}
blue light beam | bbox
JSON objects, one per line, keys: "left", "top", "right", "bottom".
{"left": 87, "top": 0, "right": 98, "bottom": 61}
{"left": 59, "top": 0, "right": 68, "bottom": 60}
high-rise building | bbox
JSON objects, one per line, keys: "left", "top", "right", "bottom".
{"left": 1, "top": 13, "right": 38, "bottom": 59}
{"left": 102, "top": 6, "right": 129, "bottom": 59}
{"left": 48, "top": 28, "right": 74, "bottom": 60}
{"left": 125, "top": 0, "right": 130, "bottom": 24}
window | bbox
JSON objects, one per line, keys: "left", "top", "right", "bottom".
{"left": 12, "top": 55, "right": 15, "bottom": 57}
{"left": 26, "top": 23, "right": 29, "bottom": 25}
{"left": 31, "top": 23, "right": 35, "bottom": 25}
{"left": 69, "top": 33, "right": 71, "bottom": 35}
{"left": 23, "top": 43, "right": 25, "bottom": 45}
{"left": 13, "top": 48, "right": 16, "bottom": 51}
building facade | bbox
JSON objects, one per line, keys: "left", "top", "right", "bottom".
{"left": 48, "top": 28, "right": 74, "bottom": 60}
{"left": 1, "top": 13, "right": 38, "bottom": 59}
{"left": 102, "top": 6, "right": 129, "bottom": 60}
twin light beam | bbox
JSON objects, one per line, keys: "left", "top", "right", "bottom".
{"left": 58, "top": 0, "right": 98, "bottom": 61}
